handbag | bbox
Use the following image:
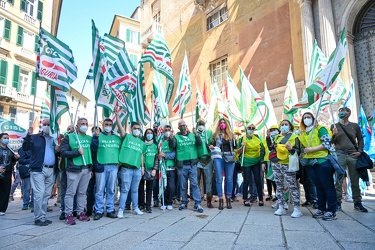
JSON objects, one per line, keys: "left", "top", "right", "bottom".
{"left": 268, "top": 133, "right": 293, "bottom": 162}
{"left": 221, "top": 137, "right": 235, "bottom": 164}
{"left": 18, "top": 164, "right": 30, "bottom": 179}
{"left": 288, "top": 152, "right": 299, "bottom": 172}
{"left": 338, "top": 123, "right": 374, "bottom": 170}
{"left": 143, "top": 169, "right": 154, "bottom": 181}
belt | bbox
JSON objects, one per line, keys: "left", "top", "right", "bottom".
{"left": 122, "top": 165, "right": 138, "bottom": 169}
{"left": 43, "top": 165, "right": 54, "bottom": 168}
{"left": 182, "top": 160, "right": 191, "bottom": 165}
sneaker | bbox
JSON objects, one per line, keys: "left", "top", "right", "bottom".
{"left": 94, "top": 213, "right": 102, "bottom": 220}
{"left": 322, "top": 211, "right": 337, "bottom": 221}
{"left": 124, "top": 205, "right": 131, "bottom": 210}
{"left": 22, "top": 204, "right": 29, "bottom": 210}
{"left": 86, "top": 210, "right": 93, "bottom": 217}
{"left": 344, "top": 193, "right": 353, "bottom": 203}
{"left": 77, "top": 212, "right": 90, "bottom": 222}
{"left": 145, "top": 206, "right": 152, "bottom": 213}
{"left": 153, "top": 200, "right": 159, "bottom": 207}
{"left": 133, "top": 208, "right": 144, "bottom": 215}
{"left": 312, "top": 209, "right": 325, "bottom": 219}
{"left": 271, "top": 201, "right": 280, "bottom": 209}
{"left": 59, "top": 212, "right": 65, "bottom": 220}
{"left": 284, "top": 203, "right": 289, "bottom": 210}
{"left": 106, "top": 211, "right": 117, "bottom": 218}
{"left": 0, "top": 212, "right": 5, "bottom": 216}
{"left": 291, "top": 207, "right": 303, "bottom": 218}
{"left": 354, "top": 202, "right": 368, "bottom": 212}
{"left": 312, "top": 202, "right": 319, "bottom": 209}
{"left": 34, "top": 219, "right": 48, "bottom": 226}
{"left": 179, "top": 204, "right": 187, "bottom": 210}
{"left": 195, "top": 205, "right": 204, "bottom": 213}
{"left": 45, "top": 220, "right": 52, "bottom": 224}
{"left": 117, "top": 208, "right": 124, "bottom": 218}
{"left": 9, "top": 196, "right": 14, "bottom": 201}
{"left": 29, "top": 203, "right": 33, "bottom": 208}
{"left": 167, "top": 205, "right": 173, "bottom": 210}
{"left": 274, "top": 205, "right": 286, "bottom": 216}
{"left": 65, "top": 214, "right": 76, "bottom": 225}
{"left": 160, "top": 205, "right": 167, "bottom": 210}
{"left": 301, "top": 201, "right": 311, "bottom": 207}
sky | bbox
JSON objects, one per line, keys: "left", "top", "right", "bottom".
{"left": 58, "top": 0, "right": 140, "bottom": 103}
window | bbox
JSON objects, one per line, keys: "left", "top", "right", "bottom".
{"left": 19, "top": 69, "right": 29, "bottom": 93}
{"left": 21, "top": 0, "right": 34, "bottom": 16}
{"left": 7, "top": 0, "right": 14, "bottom": 5}
{"left": 207, "top": 6, "right": 228, "bottom": 31}
{"left": 129, "top": 54, "right": 138, "bottom": 68}
{"left": 0, "top": 106, "right": 3, "bottom": 118}
{"left": 152, "top": 0, "right": 161, "bottom": 22}
{"left": 30, "top": 71, "right": 36, "bottom": 95}
{"left": 126, "top": 29, "right": 140, "bottom": 44}
{"left": 0, "top": 18, "right": 12, "bottom": 41}
{"left": 0, "top": 60, "right": 8, "bottom": 85}
{"left": 12, "top": 65, "right": 20, "bottom": 91}
{"left": 210, "top": 58, "right": 228, "bottom": 88}
{"left": 37, "top": 1, "right": 43, "bottom": 21}
{"left": 153, "top": 12, "right": 161, "bottom": 24}
{"left": 34, "top": 34, "right": 39, "bottom": 52}
{"left": 9, "top": 107, "right": 16, "bottom": 123}
{"left": 16, "top": 26, "right": 23, "bottom": 46}
{"left": 71, "top": 95, "right": 74, "bottom": 102}
{"left": 22, "top": 30, "right": 34, "bottom": 50}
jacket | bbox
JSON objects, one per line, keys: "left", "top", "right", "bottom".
{"left": 60, "top": 134, "right": 92, "bottom": 173}
{"left": 0, "top": 146, "right": 17, "bottom": 172}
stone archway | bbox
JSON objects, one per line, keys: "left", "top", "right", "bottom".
{"left": 353, "top": 1, "right": 375, "bottom": 117}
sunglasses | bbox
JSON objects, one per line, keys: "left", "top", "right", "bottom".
{"left": 247, "top": 127, "right": 255, "bottom": 130}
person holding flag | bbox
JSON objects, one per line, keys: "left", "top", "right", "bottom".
{"left": 60, "top": 118, "right": 92, "bottom": 225}
{"left": 22, "top": 119, "right": 58, "bottom": 226}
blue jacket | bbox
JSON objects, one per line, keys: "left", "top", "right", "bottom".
{"left": 18, "top": 148, "right": 31, "bottom": 166}
{"left": 22, "top": 133, "right": 58, "bottom": 172}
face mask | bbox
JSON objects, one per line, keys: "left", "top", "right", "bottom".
{"left": 42, "top": 126, "right": 50, "bottom": 135}
{"left": 133, "top": 129, "right": 141, "bottom": 137}
{"left": 179, "top": 126, "right": 186, "bottom": 133}
{"left": 2, "top": 139, "right": 9, "bottom": 145}
{"left": 104, "top": 126, "right": 112, "bottom": 133}
{"left": 280, "top": 125, "right": 289, "bottom": 134}
{"left": 79, "top": 125, "right": 88, "bottom": 133}
{"left": 146, "top": 134, "right": 153, "bottom": 141}
{"left": 338, "top": 112, "right": 347, "bottom": 119}
{"left": 198, "top": 125, "right": 205, "bottom": 131}
{"left": 247, "top": 130, "right": 254, "bottom": 135}
{"left": 219, "top": 123, "right": 226, "bottom": 130}
{"left": 304, "top": 118, "right": 313, "bottom": 127}
{"left": 270, "top": 130, "right": 279, "bottom": 137}
{"left": 164, "top": 131, "right": 171, "bottom": 138}
{"left": 295, "top": 130, "right": 301, "bottom": 136}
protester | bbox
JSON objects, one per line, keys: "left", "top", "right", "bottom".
{"left": 18, "top": 147, "right": 33, "bottom": 210}
{"left": 264, "top": 126, "right": 277, "bottom": 202}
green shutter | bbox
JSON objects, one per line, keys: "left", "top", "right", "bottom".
{"left": 30, "top": 71, "right": 37, "bottom": 95}
{"left": 126, "top": 29, "right": 131, "bottom": 42}
{"left": 12, "top": 65, "right": 20, "bottom": 91}
{"left": 34, "top": 35, "right": 39, "bottom": 52}
{"left": 7, "top": 0, "right": 14, "bottom": 5}
{"left": 0, "top": 60, "right": 8, "bottom": 85}
{"left": 138, "top": 32, "right": 140, "bottom": 44}
{"left": 37, "top": 1, "right": 43, "bottom": 21}
{"left": 3, "top": 19, "right": 11, "bottom": 41}
{"left": 16, "top": 26, "right": 23, "bottom": 46}
{"left": 20, "top": 0, "right": 26, "bottom": 11}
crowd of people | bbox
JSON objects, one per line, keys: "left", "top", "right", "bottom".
{"left": 0, "top": 106, "right": 369, "bottom": 226}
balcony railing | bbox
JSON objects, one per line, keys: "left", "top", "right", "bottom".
{"left": 0, "top": 84, "right": 15, "bottom": 99}
{"left": 16, "top": 92, "right": 32, "bottom": 103}
{"left": 141, "top": 22, "right": 163, "bottom": 47}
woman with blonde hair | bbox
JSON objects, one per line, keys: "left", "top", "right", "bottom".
{"left": 209, "top": 118, "right": 235, "bottom": 210}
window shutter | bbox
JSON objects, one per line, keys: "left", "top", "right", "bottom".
{"left": 34, "top": 34, "right": 39, "bottom": 52}
{"left": 126, "top": 29, "right": 130, "bottom": 43}
{"left": 7, "top": 0, "right": 14, "bottom": 5}
{"left": 30, "top": 71, "right": 37, "bottom": 95}
{"left": 20, "top": 0, "right": 27, "bottom": 12}
{"left": 17, "top": 26, "right": 24, "bottom": 46}
{"left": 12, "top": 65, "right": 20, "bottom": 91}
{"left": 138, "top": 32, "right": 140, "bottom": 44}
{"left": 0, "top": 60, "right": 8, "bottom": 85}
{"left": 3, "top": 19, "right": 11, "bottom": 40}
{"left": 37, "top": 1, "right": 43, "bottom": 21}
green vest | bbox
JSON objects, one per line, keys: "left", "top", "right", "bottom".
{"left": 144, "top": 143, "right": 158, "bottom": 170}
{"left": 119, "top": 134, "right": 146, "bottom": 168}
{"left": 97, "top": 133, "right": 121, "bottom": 165}
{"left": 68, "top": 133, "right": 93, "bottom": 166}
{"left": 197, "top": 130, "right": 212, "bottom": 157}
{"left": 161, "top": 139, "right": 175, "bottom": 169}
{"left": 175, "top": 133, "right": 198, "bottom": 161}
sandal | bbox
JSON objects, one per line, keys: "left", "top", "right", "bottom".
{"left": 244, "top": 201, "right": 251, "bottom": 207}
{"left": 259, "top": 201, "right": 264, "bottom": 206}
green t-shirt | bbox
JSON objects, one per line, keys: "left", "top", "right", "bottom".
{"left": 119, "top": 134, "right": 146, "bottom": 168}
{"left": 175, "top": 133, "right": 198, "bottom": 161}
{"left": 97, "top": 133, "right": 121, "bottom": 165}
{"left": 161, "top": 139, "right": 175, "bottom": 169}
{"left": 197, "top": 130, "right": 212, "bottom": 158}
{"left": 144, "top": 143, "right": 158, "bottom": 170}
{"left": 68, "top": 133, "right": 93, "bottom": 166}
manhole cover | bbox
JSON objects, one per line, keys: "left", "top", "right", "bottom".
{"left": 196, "top": 214, "right": 208, "bottom": 219}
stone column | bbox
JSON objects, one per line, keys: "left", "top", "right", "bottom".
{"left": 318, "top": 0, "right": 336, "bottom": 56}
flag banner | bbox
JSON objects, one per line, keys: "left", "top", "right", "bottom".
{"left": 195, "top": 81, "right": 208, "bottom": 121}
{"left": 264, "top": 82, "right": 277, "bottom": 128}
{"left": 0, "top": 118, "right": 27, "bottom": 150}
{"left": 358, "top": 105, "right": 372, "bottom": 152}
{"left": 202, "top": 81, "right": 208, "bottom": 106}
{"left": 153, "top": 71, "right": 170, "bottom": 121}
{"left": 309, "top": 77, "right": 346, "bottom": 111}
{"left": 40, "top": 91, "right": 51, "bottom": 124}
{"left": 50, "top": 86, "right": 69, "bottom": 142}
{"left": 344, "top": 79, "right": 355, "bottom": 108}
{"left": 367, "top": 108, "right": 375, "bottom": 159}
{"left": 36, "top": 28, "right": 77, "bottom": 92}
{"left": 140, "top": 30, "right": 174, "bottom": 103}
{"left": 224, "top": 72, "right": 241, "bottom": 122}
{"left": 110, "top": 107, "right": 128, "bottom": 134}
{"left": 308, "top": 40, "right": 327, "bottom": 87}
{"left": 172, "top": 53, "right": 192, "bottom": 118}
{"left": 239, "top": 67, "right": 269, "bottom": 129}
{"left": 283, "top": 65, "right": 299, "bottom": 119}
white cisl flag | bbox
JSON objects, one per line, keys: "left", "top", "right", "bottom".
{"left": 36, "top": 28, "right": 77, "bottom": 92}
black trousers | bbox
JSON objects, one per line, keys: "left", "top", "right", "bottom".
{"left": 86, "top": 173, "right": 96, "bottom": 212}
{"left": 138, "top": 178, "right": 153, "bottom": 207}
{"left": 162, "top": 170, "right": 176, "bottom": 206}
{"left": 0, "top": 171, "right": 12, "bottom": 212}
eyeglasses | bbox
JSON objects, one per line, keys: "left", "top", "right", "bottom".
{"left": 247, "top": 127, "right": 255, "bottom": 130}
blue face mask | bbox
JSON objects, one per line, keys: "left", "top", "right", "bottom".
{"left": 338, "top": 112, "right": 347, "bottom": 119}
{"left": 280, "top": 125, "right": 290, "bottom": 134}
{"left": 2, "top": 139, "right": 9, "bottom": 145}
{"left": 146, "top": 134, "right": 153, "bottom": 141}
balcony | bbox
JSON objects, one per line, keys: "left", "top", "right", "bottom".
{"left": 141, "top": 22, "right": 163, "bottom": 48}
{"left": 0, "top": 84, "right": 15, "bottom": 101}
{"left": 0, "top": 0, "right": 8, "bottom": 10}
{"left": 21, "top": 12, "right": 39, "bottom": 27}
{"left": 15, "top": 92, "right": 33, "bottom": 104}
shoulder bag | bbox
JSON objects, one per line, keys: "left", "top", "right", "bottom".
{"left": 221, "top": 138, "right": 235, "bottom": 164}
{"left": 269, "top": 133, "right": 293, "bottom": 163}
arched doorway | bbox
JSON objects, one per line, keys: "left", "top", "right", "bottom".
{"left": 353, "top": 1, "right": 375, "bottom": 117}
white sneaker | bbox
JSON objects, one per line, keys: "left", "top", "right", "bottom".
{"left": 284, "top": 203, "right": 289, "bottom": 210}
{"left": 133, "top": 208, "right": 144, "bottom": 215}
{"left": 0, "top": 212, "right": 5, "bottom": 216}
{"left": 344, "top": 194, "right": 353, "bottom": 203}
{"left": 117, "top": 208, "right": 124, "bottom": 218}
{"left": 274, "top": 205, "right": 286, "bottom": 216}
{"left": 167, "top": 205, "right": 173, "bottom": 210}
{"left": 271, "top": 201, "right": 279, "bottom": 209}
{"left": 160, "top": 205, "right": 167, "bottom": 210}
{"left": 291, "top": 207, "right": 303, "bottom": 218}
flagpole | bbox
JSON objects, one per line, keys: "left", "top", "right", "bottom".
{"left": 73, "top": 79, "right": 88, "bottom": 125}
{"left": 307, "top": 94, "right": 325, "bottom": 148}
{"left": 150, "top": 90, "right": 154, "bottom": 129}
{"left": 190, "top": 90, "right": 195, "bottom": 128}
{"left": 30, "top": 78, "right": 38, "bottom": 128}
{"left": 328, "top": 102, "right": 337, "bottom": 129}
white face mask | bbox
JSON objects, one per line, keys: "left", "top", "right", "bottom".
{"left": 247, "top": 130, "right": 254, "bottom": 135}
{"left": 270, "top": 130, "right": 279, "bottom": 137}
{"left": 104, "top": 126, "right": 112, "bottom": 133}
{"left": 198, "top": 125, "right": 205, "bottom": 131}
{"left": 164, "top": 131, "right": 171, "bottom": 138}
{"left": 42, "top": 126, "right": 50, "bottom": 135}
{"left": 133, "top": 129, "right": 141, "bottom": 137}
{"left": 304, "top": 118, "right": 313, "bottom": 127}
{"left": 79, "top": 125, "right": 88, "bottom": 133}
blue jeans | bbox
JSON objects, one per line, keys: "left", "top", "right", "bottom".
{"left": 94, "top": 165, "right": 118, "bottom": 214}
{"left": 214, "top": 158, "right": 235, "bottom": 198}
{"left": 118, "top": 167, "right": 142, "bottom": 210}
{"left": 178, "top": 163, "right": 201, "bottom": 205}
{"left": 305, "top": 160, "right": 337, "bottom": 213}
{"left": 22, "top": 177, "right": 33, "bottom": 205}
